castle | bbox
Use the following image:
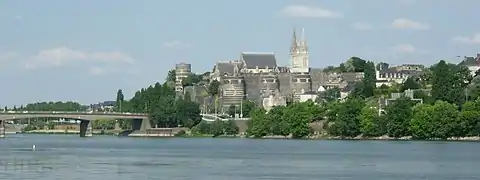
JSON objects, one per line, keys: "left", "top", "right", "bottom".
{"left": 205, "top": 28, "right": 363, "bottom": 111}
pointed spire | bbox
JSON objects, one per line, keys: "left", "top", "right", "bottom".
{"left": 290, "top": 27, "right": 297, "bottom": 53}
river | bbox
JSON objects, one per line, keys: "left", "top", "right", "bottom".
{"left": 0, "top": 134, "right": 479, "bottom": 180}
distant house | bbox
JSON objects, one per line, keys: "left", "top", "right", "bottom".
{"left": 375, "top": 64, "right": 424, "bottom": 87}
{"left": 88, "top": 101, "right": 116, "bottom": 112}
{"left": 458, "top": 54, "right": 480, "bottom": 76}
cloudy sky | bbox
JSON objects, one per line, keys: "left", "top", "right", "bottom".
{"left": 0, "top": 0, "right": 479, "bottom": 106}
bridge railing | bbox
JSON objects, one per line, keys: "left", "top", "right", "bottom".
{"left": 0, "top": 111, "right": 147, "bottom": 116}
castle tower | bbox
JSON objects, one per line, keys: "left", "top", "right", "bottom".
{"left": 290, "top": 28, "right": 309, "bottom": 73}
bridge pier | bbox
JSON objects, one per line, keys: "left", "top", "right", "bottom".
{"left": 0, "top": 120, "right": 5, "bottom": 138}
{"left": 132, "top": 119, "right": 151, "bottom": 132}
{"left": 79, "top": 120, "right": 93, "bottom": 137}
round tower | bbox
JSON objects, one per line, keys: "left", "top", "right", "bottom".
{"left": 175, "top": 63, "right": 192, "bottom": 92}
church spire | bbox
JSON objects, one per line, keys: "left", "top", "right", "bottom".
{"left": 290, "top": 28, "right": 297, "bottom": 54}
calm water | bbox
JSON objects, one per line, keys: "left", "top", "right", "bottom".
{"left": 0, "top": 135, "right": 479, "bottom": 180}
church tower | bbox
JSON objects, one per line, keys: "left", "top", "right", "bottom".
{"left": 290, "top": 28, "right": 309, "bottom": 73}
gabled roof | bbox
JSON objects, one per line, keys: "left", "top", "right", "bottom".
{"left": 458, "top": 54, "right": 480, "bottom": 66}
{"left": 241, "top": 52, "right": 277, "bottom": 69}
{"left": 215, "top": 62, "right": 237, "bottom": 75}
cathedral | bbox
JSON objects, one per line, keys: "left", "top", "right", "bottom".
{"left": 179, "top": 28, "right": 364, "bottom": 112}
{"left": 209, "top": 28, "right": 319, "bottom": 110}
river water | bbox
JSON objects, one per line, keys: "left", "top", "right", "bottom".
{"left": 0, "top": 134, "right": 479, "bottom": 180}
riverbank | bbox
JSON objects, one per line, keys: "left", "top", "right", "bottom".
{"left": 12, "top": 130, "right": 480, "bottom": 141}
{"left": 22, "top": 130, "right": 117, "bottom": 135}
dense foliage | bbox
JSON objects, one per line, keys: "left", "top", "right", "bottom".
{"left": 191, "top": 120, "right": 239, "bottom": 137}
{"left": 12, "top": 101, "right": 86, "bottom": 111}
{"left": 246, "top": 58, "right": 480, "bottom": 139}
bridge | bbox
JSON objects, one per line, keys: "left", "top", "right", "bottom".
{"left": 0, "top": 111, "right": 250, "bottom": 138}
{"left": 0, "top": 111, "right": 150, "bottom": 138}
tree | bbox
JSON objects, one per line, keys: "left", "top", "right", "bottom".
{"left": 362, "top": 61, "right": 376, "bottom": 98}
{"left": 410, "top": 101, "right": 459, "bottom": 139}
{"left": 247, "top": 108, "right": 268, "bottom": 137}
{"left": 166, "top": 69, "right": 176, "bottom": 82}
{"left": 227, "top": 104, "right": 237, "bottom": 117}
{"left": 316, "top": 87, "right": 340, "bottom": 103}
{"left": 223, "top": 120, "right": 239, "bottom": 135}
{"left": 241, "top": 100, "right": 256, "bottom": 118}
{"left": 400, "top": 77, "right": 421, "bottom": 92}
{"left": 207, "top": 80, "right": 220, "bottom": 96}
{"left": 327, "top": 97, "right": 364, "bottom": 137}
{"left": 182, "top": 74, "right": 201, "bottom": 87}
{"left": 115, "top": 89, "right": 124, "bottom": 112}
{"left": 431, "top": 61, "right": 471, "bottom": 106}
{"left": 385, "top": 96, "right": 413, "bottom": 138}
{"left": 359, "top": 106, "right": 385, "bottom": 137}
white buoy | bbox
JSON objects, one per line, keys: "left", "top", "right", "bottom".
{"left": 32, "top": 144, "right": 36, "bottom": 151}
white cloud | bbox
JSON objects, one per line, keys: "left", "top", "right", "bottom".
{"left": 393, "top": 44, "right": 416, "bottom": 54}
{"left": 25, "top": 47, "right": 135, "bottom": 69}
{"left": 391, "top": 18, "right": 430, "bottom": 30}
{"left": 282, "top": 5, "right": 342, "bottom": 18}
{"left": 352, "top": 22, "right": 372, "bottom": 31}
{"left": 452, "top": 33, "right": 480, "bottom": 44}
{"left": 162, "top": 40, "right": 192, "bottom": 49}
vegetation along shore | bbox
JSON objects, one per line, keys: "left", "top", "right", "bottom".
{"left": 6, "top": 57, "right": 480, "bottom": 141}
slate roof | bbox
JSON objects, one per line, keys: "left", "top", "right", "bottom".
{"left": 459, "top": 54, "right": 480, "bottom": 66}
{"left": 379, "top": 67, "right": 421, "bottom": 75}
{"left": 215, "top": 62, "right": 237, "bottom": 75}
{"left": 241, "top": 52, "right": 277, "bottom": 69}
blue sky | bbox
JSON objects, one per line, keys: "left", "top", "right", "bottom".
{"left": 0, "top": 0, "right": 479, "bottom": 106}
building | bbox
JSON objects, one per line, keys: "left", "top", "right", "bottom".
{"left": 290, "top": 28, "right": 309, "bottom": 73}
{"left": 88, "top": 101, "right": 116, "bottom": 112}
{"left": 209, "top": 28, "right": 366, "bottom": 111}
{"left": 375, "top": 64, "right": 424, "bottom": 87}
{"left": 458, "top": 54, "right": 480, "bottom": 76}
{"left": 175, "top": 63, "right": 192, "bottom": 92}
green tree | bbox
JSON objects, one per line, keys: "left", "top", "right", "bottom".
{"left": 283, "top": 102, "right": 312, "bottom": 138}
{"left": 247, "top": 108, "right": 268, "bottom": 137}
{"left": 384, "top": 96, "right": 413, "bottom": 138}
{"left": 166, "top": 69, "right": 176, "bottom": 82}
{"left": 362, "top": 61, "right": 376, "bottom": 98}
{"left": 400, "top": 77, "right": 421, "bottom": 92}
{"left": 115, "top": 89, "right": 124, "bottom": 112}
{"left": 359, "top": 106, "right": 385, "bottom": 137}
{"left": 410, "top": 101, "right": 459, "bottom": 139}
{"left": 431, "top": 61, "right": 471, "bottom": 106}
{"left": 316, "top": 87, "right": 340, "bottom": 103}
{"left": 207, "top": 80, "right": 220, "bottom": 96}
{"left": 223, "top": 120, "right": 239, "bottom": 135}
{"left": 240, "top": 100, "right": 255, "bottom": 118}
{"left": 227, "top": 104, "right": 236, "bottom": 117}
{"left": 327, "top": 98, "right": 364, "bottom": 137}
{"left": 182, "top": 74, "right": 201, "bottom": 87}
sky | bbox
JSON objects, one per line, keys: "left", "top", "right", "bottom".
{"left": 0, "top": 0, "right": 479, "bottom": 106}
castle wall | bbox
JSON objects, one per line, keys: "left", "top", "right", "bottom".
{"left": 291, "top": 73, "right": 312, "bottom": 94}
{"left": 244, "top": 73, "right": 280, "bottom": 106}
{"left": 220, "top": 76, "right": 245, "bottom": 108}
{"left": 278, "top": 73, "right": 292, "bottom": 97}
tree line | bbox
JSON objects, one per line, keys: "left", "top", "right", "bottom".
{"left": 247, "top": 58, "right": 480, "bottom": 139}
